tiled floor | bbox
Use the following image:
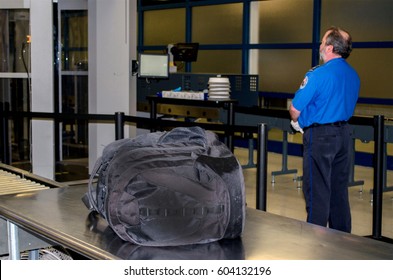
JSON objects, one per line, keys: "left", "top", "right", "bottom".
{"left": 234, "top": 147, "right": 393, "bottom": 240}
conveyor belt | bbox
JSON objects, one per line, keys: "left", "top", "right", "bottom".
{"left": 0, "top": 164, "right": 65, "bottom": 256}
{"left": 0, "top": 169, "right": 50, "bottom": 196}
{"left": 0, "top": 163, "right": 65, "bottom": 196}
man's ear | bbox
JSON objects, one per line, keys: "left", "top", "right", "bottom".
{"left": 326, "top": 45, "right": 334, "bottom": 54}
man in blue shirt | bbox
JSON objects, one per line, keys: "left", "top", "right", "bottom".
{"left": 289, "top": 27, "right": 360, "bottom": 233}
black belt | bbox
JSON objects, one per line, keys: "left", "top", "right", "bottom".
{"left": 304, "top": 121, "right": 347, "bottom": 131}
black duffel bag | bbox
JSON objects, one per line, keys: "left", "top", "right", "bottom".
{"left": 82, "top": 126, "right": 245, "bottom": 246}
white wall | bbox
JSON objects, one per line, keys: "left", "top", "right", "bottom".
{"left": 0, "top": 0, "right": 30, "bottom": 9}
{"left": 30, "top": 0, "right": 55, "bottom": 179}
{"left": 88, "top": 0, "right": 137, "bottom": 172}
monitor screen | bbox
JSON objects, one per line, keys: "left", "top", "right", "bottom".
{"left": 138, "top": 53, "right": 169, "bottom": 79}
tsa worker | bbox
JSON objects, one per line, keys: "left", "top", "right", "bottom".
{"left": 289, "top": 27, "right": 360, "bottom": 233}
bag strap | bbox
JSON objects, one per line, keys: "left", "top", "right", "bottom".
{"left": 82, "top": 156, "right": 103, "bottom": 212}
{"left": 139, "top": 205, "right": 225, "bottom": 217}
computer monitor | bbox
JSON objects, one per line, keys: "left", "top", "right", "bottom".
{"left": 138, "top": 53, "right": 169, "bottom": 79}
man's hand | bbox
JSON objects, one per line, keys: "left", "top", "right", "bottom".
{"left": 290, "top": 120, "right": 304, "bottom": 134}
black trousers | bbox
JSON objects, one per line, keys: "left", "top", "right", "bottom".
{"left": 302, "top": 123, "right": 352, "bottom": 233}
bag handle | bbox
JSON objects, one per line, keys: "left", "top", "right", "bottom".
{"left": 157, "top": 126, "right": 207, "bottom": 147}
{"left": 82, "top": 157, "right": 103, "bottom": 212}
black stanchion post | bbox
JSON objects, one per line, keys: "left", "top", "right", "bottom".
{"left": 256, "top": 123, "right": 268, "bottom": 211}
{"left": 227, "top": 102, "right": 235, "bottom": 152}
{"left": 5, "top": 102, "right": 10, "bottom": 164}
{"left": 149, "top": 98, "right": 157, "bottom": 132}
{"left": 0, "top": 102, "right": 11, "bottom": 164}
{"left": 0, "top": 102, "right": 4, "bottom": 163}
{"left": 115, "top": 112, "right": 125, "bottom": 140}
{"left": 372, "top": 115, "right": 384, "bottom": 239}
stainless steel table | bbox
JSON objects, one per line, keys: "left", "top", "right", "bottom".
{"left": 0, "top": 185, "right": 392, "bottom": 260}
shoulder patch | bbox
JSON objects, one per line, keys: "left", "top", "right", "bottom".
{"left": 299, "top": 76, "right": 308, "bottom": 89}
{"left": 300, "top": 64, "right": 320, "bottom": 89}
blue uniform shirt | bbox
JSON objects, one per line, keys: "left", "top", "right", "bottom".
{"left": 292, "top": 58, "right": 360, "bottom": 128}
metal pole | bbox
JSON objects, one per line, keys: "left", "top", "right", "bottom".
{"left": 227, "top": 102, "right": 235, "bottom": 152}
{"left": 115, "top": 112, "right": 125, "bottom": 140}
{"left": 372, "top": 115, "right": 384, "bottom": 239}
{"left": 282, "top": 131, "right": 288, "bottom": 170}
{"left": 1, "top": 102, "right": 11, "bottom": 164}
{"left": 0, "top": 102, "right": 4, "bottom": 163}
{"left": 149, "top": 98, "right": 157, "bottom": 132}
{"left": 256, "top": 123, "right": 268, "bottom": 211}
{"left": 7, "top": 221, "right": 20, "bottom": 260}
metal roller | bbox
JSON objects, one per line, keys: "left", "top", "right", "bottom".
{"left": 0, "top": 170, "right": 49, "bottom": 196}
